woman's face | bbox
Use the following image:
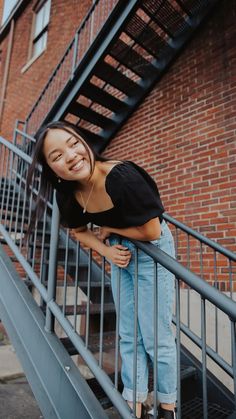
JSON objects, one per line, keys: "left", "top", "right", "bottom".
{"left": 43, "top": 128, "right": 93, "bottom": 182}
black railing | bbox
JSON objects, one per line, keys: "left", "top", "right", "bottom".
{"left": 25, "top": 0, "right": 119, "bottom": 135}
{"left": 164, "top": 212, "right": 236, "bottom": 296}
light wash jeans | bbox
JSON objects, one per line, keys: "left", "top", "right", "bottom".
{"left": 109, "top": 220, "right": 177, "bottom": 404}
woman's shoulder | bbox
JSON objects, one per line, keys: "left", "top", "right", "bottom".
{"left": 106, "top": 160, "right": 153, "bottom": 183}
{"left": 99, "top": 160, "right": 123, "bottom": 176}
{"left": 105, "top": 160, "right": 158, "bottom": 199}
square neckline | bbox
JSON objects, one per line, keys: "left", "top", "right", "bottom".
{"left": 74, "top": 161, "right": 125, "bottom": 215}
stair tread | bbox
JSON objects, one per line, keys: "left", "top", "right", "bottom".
{"left": 125, "top": 13, "right": 172, "bottom": 59}
{"left": 181, "top": 396, "right": 234, "bottom": 418}
{"left": 80, "top": 82, "right": 129, "bottom": 113}
{"left": 109, "top": 39, "right": 157, "bottom": 78}
{"left": 63, "top": 302, "right": 115, "bottom": 315}
{"left": 56, "top": 280, "right": 110, "bottom": 288}
{"left": 61, "top": 331, "right": 116, "bottom": 354}
{"left": 68, "top": 102, "right": 116, "bottom": 130}
{"left": 142, "top": 0, "right": 189, "bottom": 38}
{"left": 95, "top": 61, "right": 143, "bottom": 96}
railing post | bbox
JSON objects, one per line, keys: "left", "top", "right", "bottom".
{"left": 71, "top": 33, "right": 79, "bottom": 80}
{"left": 45, "top": 189, "right": 60, "bottom": 332}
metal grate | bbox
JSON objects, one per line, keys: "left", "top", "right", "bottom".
{"left": 142, "top": 0, "right": 189, "bottom": 38}
{"left": 125, "top": 14, "right": 172, "bottom": 59}
{"left": 109, "top": 39, "right": 156, "bottom": 78}
{"left": 182, "top": 397, "right": 234, "bottom": 419}
{"left": 176, "top": 0, "right": 209, "bottom": 16}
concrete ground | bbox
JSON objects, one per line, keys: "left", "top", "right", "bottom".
{"left": 0, "top": 325, "right": 120, "bottom": 419}
{"left": 0, "top": 376, "right": 43, "bottom": 419}
{"left": 0, "top": 344, "right": 43, "bottom": 419}
{"left": 0, "top": 324, "right": 43, "bottom": 419}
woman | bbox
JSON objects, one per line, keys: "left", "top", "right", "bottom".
{"left": 27, "top": 121, "right": 177, "bottom": 419}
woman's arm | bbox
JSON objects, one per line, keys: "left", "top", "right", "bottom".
{"left": 72, "top": 226, "right": 131, "bottom": 267}
{"left": 99, "top": 217, "right": 161, "bottom": 242}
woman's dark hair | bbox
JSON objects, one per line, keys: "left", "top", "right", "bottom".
{"left": 26, "top": 120, "right": 107, "bottom": 234}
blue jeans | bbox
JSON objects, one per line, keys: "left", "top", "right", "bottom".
{"left": 109, "top": 220, "right": 177, "bottom": 404}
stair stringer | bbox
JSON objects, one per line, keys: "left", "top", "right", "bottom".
{"left": 0, "top": 244, "right": 108, "bottom": 419}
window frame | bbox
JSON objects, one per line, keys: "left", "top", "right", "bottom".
{"left": 22, "top": 0, "right": 51, "bottom": 71}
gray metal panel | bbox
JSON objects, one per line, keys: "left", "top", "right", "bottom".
{"left": 0, "top": 244, "right": 108, "bottom": 419}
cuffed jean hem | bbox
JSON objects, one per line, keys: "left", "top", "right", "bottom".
{"left": 122, "top": 387, "right": 148, "bottom": 403}
{"left": 158, "top": 391, "right": 177, "bottom": 404}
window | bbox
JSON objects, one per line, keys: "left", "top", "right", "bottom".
{"left": 31, "top": 0, "right": 51, "bottom": 59}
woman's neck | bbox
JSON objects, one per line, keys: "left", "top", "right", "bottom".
{"left": 77, "top": 161, "right": 104, "bottom": 191}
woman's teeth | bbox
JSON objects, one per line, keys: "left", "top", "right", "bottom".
{"left": 71, "top": 160, "right": 84, "bottom": 171}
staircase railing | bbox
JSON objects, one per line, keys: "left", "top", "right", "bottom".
{"left": 164, "top": 213, "right": 236, "bottom": 297}
{"left": 0, "top": 135, "right": 236, "bottom": 418}
{"left": 25, "top": 0, "right": 119, "bottom": 136}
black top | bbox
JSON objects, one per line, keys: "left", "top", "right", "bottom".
{"left": 56, "top": 161, "right": 164, "bottom": 229}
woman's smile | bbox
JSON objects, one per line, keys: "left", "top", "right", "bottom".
{"left": 69, "top": 158, "right": 85, "bottom": 172}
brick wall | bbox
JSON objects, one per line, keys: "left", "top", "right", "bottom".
{"left": 0, "top": 0, "right": 4, "bottom": 25}
{"left": 103, "top": 1, "right": 236, "bottom": 258}
{"left": 0, "top": 0, "right": 92, "bottom": 140}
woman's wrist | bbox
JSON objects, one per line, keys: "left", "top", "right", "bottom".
{"left": 99, "top": 242, "right": 110, "bottom": 258}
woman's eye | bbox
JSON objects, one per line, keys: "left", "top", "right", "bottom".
{"left": 72, "top": 141, "right": 79, "bottom": 147}
{"left": 53, "top": 154, "right": 62, "bottom": 161}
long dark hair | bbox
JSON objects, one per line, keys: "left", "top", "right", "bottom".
{"left": 26, "top": 120, "right": 107, "bottom": 233}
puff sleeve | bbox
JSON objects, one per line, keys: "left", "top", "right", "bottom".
{"left": 106, "top": 161, "right": 164, "bottom": 227}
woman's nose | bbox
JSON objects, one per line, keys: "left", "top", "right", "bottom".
{"left": 65, "top": 149, "right": 77, "bottom": 162}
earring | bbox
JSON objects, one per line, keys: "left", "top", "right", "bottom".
{"left": 58, "top": 177, "right": 61, "bottom": 183}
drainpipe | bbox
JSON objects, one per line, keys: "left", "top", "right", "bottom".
{"left": 0, "top": 18, "right": 15, "bottom": 127}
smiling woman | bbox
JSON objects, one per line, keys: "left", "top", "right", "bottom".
{"left": 26, "top": 120, "right": 177, "bottom": 419}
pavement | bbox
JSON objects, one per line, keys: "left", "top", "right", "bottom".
{"left": 0, "top": 339, "right": 43, "bottom": 419}
{"left": 0, "top": 326, "right": 120, "bottom": 419}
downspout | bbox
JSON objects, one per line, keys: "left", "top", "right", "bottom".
{"left": 0, "top": 18, "right": 15, "bottom": 127}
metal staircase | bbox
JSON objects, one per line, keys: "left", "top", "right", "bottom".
{"left": 24, "top": 0, "right": 220, "bottom": 153}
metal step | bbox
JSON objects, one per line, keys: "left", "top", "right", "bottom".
{"left": 94, "top": 61, "right": 143, "bottom": 96}
{"left": 68, "top": 102, "right": 117, "bottom": 130}
{"left": 109, "top": 38, "right": 158, "bottom": 78}
{"left": 141, "top": 0, "right": 191, "bottom": 39}
{"left": 56, "top": 280, "right": 111, "bottom": 289}
{"left": 61, "top": 331, "right": 116, "bottom": 355}
{"left": 62, "top": 302, "right": 115, "bottom": 316}
{"left": 181, "top": 396, "right": 234, "bottom": 419}
{"left": 125, "top": 13, "right": 173, "bottom": 59}
{"left": 80, "top": 82, "right": 129, "bottom": 113}
{"left": 85, "top": 364, "right": 198, "bottom": 412}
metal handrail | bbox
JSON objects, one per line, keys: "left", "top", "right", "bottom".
{"left": 25, "top": 0, "right": 119, "bottom": 134}
{"left": 26, "top": 0, "right": 100, "bottom": 122}
{"left": 163, "top": 213, "right": 236, "bottom": 262}
{"left": 133, "top": 240, "right": 236, "bottom": 321}
{"left": 0, "top": 136, "right": 32, "bottom": 163}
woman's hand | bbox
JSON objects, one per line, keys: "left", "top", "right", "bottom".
{"left": 105, "top": 244, "right": 131, "bottom": 268}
